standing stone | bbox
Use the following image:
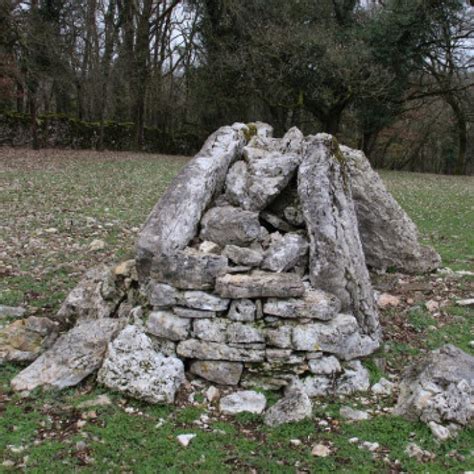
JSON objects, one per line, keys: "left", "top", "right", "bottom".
{"left": 11, "top": 319, "right": 123, "bottom": 392}
{"left": 342, "top": 145, "right": 441, "bottom": 273}
{"left": 262, "top": 233, "right": 308, "bottom": 272}
{"left": 98, "top": 325, "right": 185, "bottom": 404}
{"left": 219, "top": 390, "right": 267, "bottom": 415}
{"left": 227, "top": 299, "right": 256, "bottom": 322}
{"left": 200, "top": 206, "right": 261, "bottom": 247}
{"left": 189, "top": 360, "right": 243, "bottom": 385}
{"left": 136, "top": 123, "right": 248, "bottom": 280}
{"left": 146, "top": 311, "right": 191, "bottom": 341}
{"left": 297, "top": 134, "right": 380, "bottom": 337}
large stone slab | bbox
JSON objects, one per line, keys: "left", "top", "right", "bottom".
{"left": 136, "top": 123, "right": 248, "bottom": 280}
{"left": 189, "top": 360, "right": 243, "bottom": 385}
{"left": 215, "top": 272, "right": 305, "bottom": 299}
{"left": 176, "top": 339, "right": 265, "bottom": 362}
{"left": 342, "top": 145, "right": 441, "bottom": 274}
{"left": 98, "top": 325, "right": 185, "bottom": 404}
{"left": 262, "top": 233, "right": 308, "bottom": 272}
{"left": 200, "top": 206, "right": 261, "bottom": 247}
{"left": 11, "top": 319, "right": 123, "bottom": 392}
{"left": 263, "top": 289, "right": 341, "bottom": 321}
{"left": 297, "top": 134, "right": 380, "bottom": 337}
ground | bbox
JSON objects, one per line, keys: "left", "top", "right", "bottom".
{"left": 0, "top": 147, "right": 473, "bottom": 473}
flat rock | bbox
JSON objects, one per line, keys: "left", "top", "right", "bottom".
{"left": 98, "top": 325, "right": 185, "bottom": 404}
{"left": 262, "top": 233, "right": 308, "bottom": 272}
{"left": 0, "top": 317, "right": 58, "bottom": 364}
{"left": 11, "top": 319, "right": 123, "bottom": 392}
{"left": 172, "top": 307, "right": 216, "bottom": 319}
{"left": 215, "top": 272, "right": 305, "bottom": 299}
{"left": 200, "top": 206, "right": 261, "bottom": 247}
{"left": 193, "top": 318, "right": 228, "bottom": 343}
{"left": 394, "top": 344, "right": 474, "bottom": 427}
{"left": 189, "top": 360, "right": 243, "bottom": 385}
{"left": 176, "top": 339, "right": 265, "bottom": 362}
{"left": 227, "top": 322, "right": 264, "bottom": 344}
{"left": 0, "top": 305, "right": 26, "bottom": 319}
{"left": 308, "top": 356, "right": 341, "bottom": 375}
{"left": 222, "top": 245, "right": 263, "bottom": 267}
{"left": 227, "top": 299, "right": 256, "bottom": 321}
{"left": 264, "top": 289, "right": 340, "bottom": 321}
{"left": 219, "top": 390, "right": 267, "bottom": 415}
{"left": 146, "top": 311, "right": 191, "bottom": 341}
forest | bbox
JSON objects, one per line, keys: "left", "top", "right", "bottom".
{"left": 1, "top": 0, "right": 474, "bottom": 174}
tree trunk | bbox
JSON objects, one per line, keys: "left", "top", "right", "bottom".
{"left": 445, "top": 96, "right": 467, "bottom": 175}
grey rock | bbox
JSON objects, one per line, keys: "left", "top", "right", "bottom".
{"left": 0, "top": 317, "right": 58, "bottom": 364}
{"left": 227, "top": 299, "right": 256, "bottom": 322}
{"left": 260, "top": 211, "right": 296, "bottom": 233}
{"left": 193, "top": 318, "right": 228, "bottom": 343}
{"left": 98, "top": 325, "right": 185, "bottom": 404}
{"left": 302, "top": 375, "right": 332, "bottom": 397}
{"left": 308, "top": 356, "right": 342, "bottom": 375}
{"left": 224, "top": 161, "right": 252, "bottom": 209}
{"left": 198, "top": 241, "right": 221, "bottom": 254}
{"left": 149, "top": 283, "right": 181, "bottom": 308}
{"left": 394, "top": 344, "right": 474, "bottom": 427}
{"left": 265, "top": 349, "right": 305, "bottom": 365}
{"left": 264, "top": 289, "right": 341, "bottom": 321}
{"left": 0, "top": 305, "right": 26, "bottom": 319}
{"left": 336, "top": 361, "right": 370, "bottom": 395}
{"left": 340, "top": 406, "right": 371, "bottom": 421}
{"left": 264, "top": 381, "right": 312, "bottom": 426}
{"left": 11, "top": 319, "right": 123, "bottom": 392}
{"left": 240, "top": 372, "right": 291, "bottom": 390}
{"left": 297, "top": 134, "right": 380, "bottom": 338}
{"left": 200, "top": 206, "right": 261, "bottom": 247}
{"left": 222, "top": 245, "right": 263, "bottom": 267}
{"left": 284, "top": 206, "right": 305, "bottom": 227}
{"left": 149, "top": 336, "right": 177, "bottom": 356}
{"left": 189, "top": 360, "right": 243, "bottom": 385}
{"left": 215, "top": 272, "right": 305, "bottom": 299}
{"left": 172, "top": 307, "right": 216, "bottom": 319}
{"left": 371, "top": 377, "right": 395, "bottom": 396}
{"left": 264, "top": 326, "right": 292, "bottom": 349}
{"left": 342, "top": 145, "right": 441, "bottom": 274}
{"left": 428, "top": 421, "right": 451, "bottom": 441}
{"left": 150, "top": 249, "right": 228, "bottom": 290}
{"left": 176, "top": 339, "right": 265, "bottom": 362}
{"left": 136, "top": 123, "right": 248, "bottom": 280}
{"left": 219, "top": 390, "right": 267, "bottom": 415}
{"left": 146, "top": 311, "right": 191, "bottom": 341}
{"left": 227, "top": 322, "right": 264, "bottom": 344}
{"left": 262, "top": 233, "right": 308, "bottom": 273}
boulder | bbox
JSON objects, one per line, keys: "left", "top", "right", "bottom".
{"left": 200, "top": 206, "right": 261, "bottom": 247}
{"left": 342, "top": 145, "right": 441, "bottom": 273}
{"left": 394, "top": 345, "right": 474, "bottom": 429}
{"left": 11, "top": 319, "right": 123, "bottom": 392}
{"left": 215, "top": 272, "right": 305, "bottom": 299}
{"left": 262, "top": 233, "right": 308, "bottom": 272}
{"left": 219, "top": 390, "right": 267, "bottom": 415}
{"left": 263, "top": 289, "right": 340, "bottom": 321}
{"left": 98, "top": 325, "right": 185, "bottom": 404}
{"left": 189, "top": 360, "right": 243, "bottom": 385}
{"left": 0, "top": 317, "right": 58, "bottom": 364}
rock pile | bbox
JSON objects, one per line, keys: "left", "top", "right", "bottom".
{"left": 6, "top": 122, "right": 441, "bottom": 408}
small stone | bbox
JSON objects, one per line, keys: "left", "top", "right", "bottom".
{"left": 147, "top": 311, "right": 191, "bottom": 341}
{"left": 361, "top": 442, "right": 380, "bottom": 452}
{"left": 371, "top": 378, "right": 395, "bottom": 396}
{"left": 177, "top": 434, "right": 196, "bottom": 447}
{"left": 336, "top": 361, "right": 370, "bottom": 395}
{"left": 2, "top": 460, "right": 15, "bottom": 468}
{"left": 205, "top": 386, "right": 220, "bottom": 403}
{"left": 264, "top": 326, "right": 292, "bottom": 349}
{"left": 425, "top": 300, "right": 439, "bottom": 313}
{"left": 227, "top": 322, "right": 264, "bottom": 344}
{"left": 349, "top": 437, "right": 359, "bottom": 444}
{"left": 290, "top": 439, "right": 302, "bottom": 447}
{"left": 456, "top": 299, "right": 474, "bottom": 307}
{"left": 199, "top": 241, "right": 221, "bottom": 254}
{"left": 193, "top": 318, "right": 228, "bottom": 343}
{"left": 177, "top": 340, "right": 265, "bottom": 362}
{"left": 311, "top": 444, "right": 331, "bottom": 457}
{"left": 190, "top": 360, "right": 243, "bottom": 385}
{"left": 428, "top": 421, "right": 451, "bottom": 441}
{"left": 89, "top": 239, "right": 106, "bottom": 251}
{"left": 114, "top": 260, "right": 136, "bottom": 277}
{"left": 0, "top": 305, "right": 26, "bottom": 319}
{"left": 405, "top": 443, "right": 435, "bottom": 462}
{"left": 45, "top": 227, "right": 58, "bottom": 234}
{"left": 222, "top": 245, "right": 263, "bottom": 267}
{"left": 227, "top": 300, "right": 256, "bottom": 322}
{"left": 377, "top": 293, "right": 401, "bottom": 309}
{"left": 219, "top": 390, "right": 267, "bottom": 415}
{"left": 262, "top": 233, "right": 308, "bottom": 273}
{"left": 340, "top": 406, "right": 371, "bottom": 421}
{"left": 308, "top": 356, "right": 341, "bottom": 375}
{"left": 172, "top": 307, "right": 216, "bottom": 319}
{"left": 77, "top": 395, "right": 112, "bottom": 409}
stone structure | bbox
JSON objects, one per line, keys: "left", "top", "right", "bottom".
{"left": 9, "top": 122, "right": 441, "bottom": 407}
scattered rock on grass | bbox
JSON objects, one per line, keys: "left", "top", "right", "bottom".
{"left": 219, "top": 390, "right": 267, "bottom": 415}
{"left": 371, "top": 377, "right": 395, "bottom": 396}
{"left": 340, "top": 406, "right": 371, "bottom": 421}
{"left": 311, "top": 444, "right": 331, "bottom": 457}
{"left": 0, "top": 305, "right": 26, "bottom": 319}
{"left": 177, "top": 434, "right": 196, "bottom": 447}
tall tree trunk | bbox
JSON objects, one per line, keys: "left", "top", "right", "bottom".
{"left": 445, "top": 95, "right": 467, "bottom": 175}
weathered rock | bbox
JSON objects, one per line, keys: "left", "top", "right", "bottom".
{"left": 198, "top": 241, "right": 221, "bottom": 254}
{"left": 216, "top": 272, "right": 305, "bottom": 299}
{"left": 428, "top": 421, "right": 451, "bottom": 441}
{"left": 0, "top": 305, "right": 26, "bottom": 319}
{"left": 308, "top": 356, "right": 342, "bottom": 375}
{"left": 227, "top": 299, "right": 256, "bottom": 321}
{"left": 176, "top": 339, "right": 265, "bottom": 362}
{"left": 336, "top": 361, "right": 370, "bottom": 395}
{"left": 219, "top": 390, "right": 267, "bottom": 415}
{"left": 262, "top": 233, "right": 308, "bottom": 272}
{"left": 136, "top": 123, "right": 248, "bottom": 280}
{"left": 340, "top": 406, "right": 371, "bottom": 421}
{"left": 297, "top": 134, "right": 380, "bottom": 337}
{"left": 193, "top": 318, "right": 228, "bottom": 343}
{"left": 227, "top": 322, "right": 264, "bottom": 344}
{"left": 264, "top": 326, "right": 292, "bottom": 349}
{"left": 284, "top": 206, "right": 305, "bottom": 227}
{"left": 222, "top": 245, "right": 263, "bottom": 267}
{"left": 205, "top": 385, "right": 221, "bottom": 402}
{"left": 149, "top": 283, "right": 181, "bottom": 307}
{"left": 301, "top": 375, "right": 332, "bottom": 397}
{"left": 55, "top": 265, "right": 124, "bottom": 326}
{"left": 172, "top": 307, "right": 216, "bottom": 319}
{"left": 260, "top": 211, "right": 296, "bottom": 233}
{"left": 146, "top": 311, "right": 191, "bottom": 341}
{"left": 264, "top": 289, "right": 340, "bottom": 321}
{"left": 200, "top": 206, "right": 261, "bottom": 247}
{"left": 342, "top": 145, "right": 441, "bottom": 273}
{"left": 264, "top": 380, "right": 312, "bottom": 426}
{"left": 0, "top": 317, "right": 58, "bottom": 363}
{"left": 292, "top": 314, "right": 377, "bottom": 360}
{"left": 189, "top": 360, "right": 243, "bottom": 385}
{"left": 265, "top": 349, "right": 305, "bottom": 365}
{"left": 394, "top": 345, "right": 474, "bottom": 428}
{"left": 98, "top": 325, "right": 185, "bottom": 403}
{"left": 371, "top": 377, "right": 395, "bottom": 396}
{"left": 150, "top": 336, "right": 177, "bottom": 356}
{"left": 150, "top": 249, "right": 228, "bottom": 290}
{"left": 11, "top": 319, "right": 123, "bottom": 392}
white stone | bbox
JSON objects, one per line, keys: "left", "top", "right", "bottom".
{"left": 205, "top": 386, "right": 221, "bottom": 403}
{"left": 219, "top": 390, "right": 267, "bottom": 415}
{"left": 262, "top": 233, "right": 308, "bottom": 273}
{"left": 428, "top": 421, "right": 451, "bottom": 441}
{"left": 89, "top": 239, "right": 106, "bottom": 251}
{"left": 308, "top": 356, "right": 341, "bottom": 375}
{"left": 311, "top": 444, "right": 331, "bottom": 457}
{"left": 371, "top": 378, "right": 395, "bottom": 396}
{"left": 177, "top": 434, "right": 196, "bottom": 447}
{"left": 336, "top": 361, "right": 370, "bottom": 395}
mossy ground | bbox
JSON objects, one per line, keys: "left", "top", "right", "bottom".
{"left": 0, "top": 149, "right": 473, "bottom": 472}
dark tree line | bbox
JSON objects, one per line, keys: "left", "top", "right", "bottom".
{"left": 1, "top": 0, "right": 473, "bottom": 174}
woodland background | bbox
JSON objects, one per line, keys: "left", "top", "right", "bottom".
{"left": 1, "top": 0, "right": 474, "bottom": 174}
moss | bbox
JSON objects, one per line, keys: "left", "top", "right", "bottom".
{"left": 244, "top": 122, "right": 258, "bottom": 142}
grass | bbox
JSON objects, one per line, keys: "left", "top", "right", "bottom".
{"left": 0, "top": 148, "right": 473, "bottom": 472}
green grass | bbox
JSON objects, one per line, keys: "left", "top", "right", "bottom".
{"left": 0, "top": 150, "right": 473, "bottom": 472}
